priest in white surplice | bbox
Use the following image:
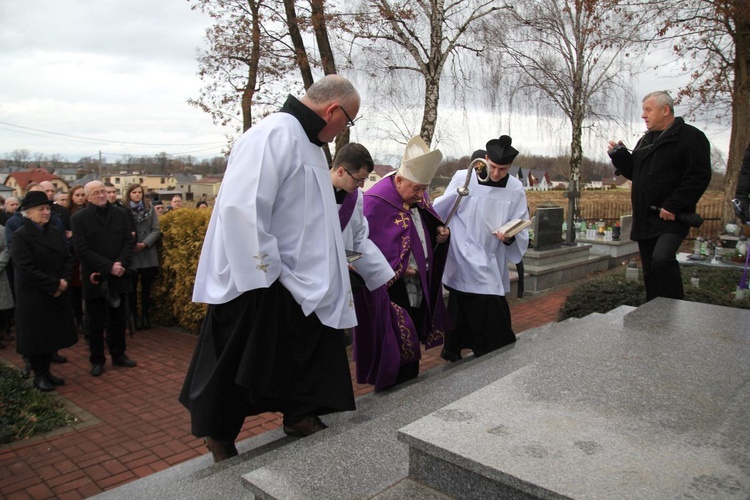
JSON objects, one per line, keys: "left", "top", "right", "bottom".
{"left": 433, "top": 136, "right": 529, "bottom": 362}
{"left": 180, "top": 75, "right": 360, "bottom": 462}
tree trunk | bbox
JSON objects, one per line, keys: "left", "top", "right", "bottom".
{"left": 726, "top": 14, "right": 750, "bottom": 225}
{"left": 283, "top": 0, "right": 314, "bottom": 90}
{"left": 310, "top": 0, "right": 336, "bottom": 75}
{"left": 241, "top": 0, "right": 263, "bottom": 132}
{"left": 421, "top": 75, "right": 440, "bottom": 146}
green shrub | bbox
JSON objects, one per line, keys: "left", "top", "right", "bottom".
{"left": 151, "top": 209, "right": 210, "bottom": 333}
{"left": 558, "top": 274, "right": 646, "bottom": 320}
{"left": 558, "top": 267, "right": 750, "bottom": 320}
{"left": 0, "top": 365, "right": 75, "bottom": 444}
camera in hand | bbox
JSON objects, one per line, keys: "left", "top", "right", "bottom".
{"left": 607, "top": 143, "right": 627, "bottom": 159}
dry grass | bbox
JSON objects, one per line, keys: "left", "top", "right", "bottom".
{"left": 525, "top": 188, "right": 726, "bottom": 214}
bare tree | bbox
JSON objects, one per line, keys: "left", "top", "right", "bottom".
{"left": 347, "top": 0, "right": 510, "bottom": 147}
{"left": 188, "top": 0, "right": 299, "bottom": 135}
{"left": 656, "top": 1, "right": 750, "bottom": 224}
{"left": 497, "top": 0, "right": 651, "bottom": 242}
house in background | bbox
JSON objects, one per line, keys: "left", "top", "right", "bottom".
{"left": 363, "top": 164, "right": 396, "bottom": 191}
{"left": 548, "top": 173, "right": 569, "bottom": 190}
{"left": 141, "top": 174, "right": 176, "bottom": 194}
{"left": 4, "top": 168, "right": 68, "bottom": 197}
{"left": 101, "top": 173, "right": 146, "bottom": 199}
{"left": 190, "top": 177, "right": 223, "bottom": 200}
{"left": 53, "top": 168, "right": 79, "bottom": 184}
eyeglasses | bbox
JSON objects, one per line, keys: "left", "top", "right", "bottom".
{"left": 338, "top": 105, "right": 356, "bottom": 128}
{"left": 344, "top": 169, "right": 367, "bottom": 186}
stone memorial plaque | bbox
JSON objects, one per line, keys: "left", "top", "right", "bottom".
{"left": 619, "top": 214, "right": 633, "bottom": 241}
{"left": 533, "top": 205, "right": 563, "bottom": 251}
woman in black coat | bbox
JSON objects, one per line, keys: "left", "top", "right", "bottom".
{"left": 12, "top": 191, "right": 77, "bottom": 392}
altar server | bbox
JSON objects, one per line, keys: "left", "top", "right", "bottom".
{"left": 433, "top": 136, "right": 529, "bottom": 361}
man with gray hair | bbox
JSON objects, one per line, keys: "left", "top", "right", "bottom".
{"left": 71, "top": 181, "right": 136, "bottom": 377}
{"left": 180, "top": 75, "right": 361, "bottom": 462}
{"left": 608, "top": 90, "right": 711, "bottom": 301}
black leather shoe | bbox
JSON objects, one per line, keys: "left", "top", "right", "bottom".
{"left": 112, "top": 355, "right": 137, "bottom": 368}
{"left": 90, "top": 364, "right": 104, "bottom": 377}
{"left": 51, "top": 352, "right": 67, "bottom": 364}
{"left": 440, "top": 348, "right": 462, "bottom": 363}
{"left": 204, "top": 437, "right": 238, "bottom": 463}
{"left": 141, "top": 315, "right": 151, "bottom": 330}
{"left": 46, "top": 372, "right": 65, "bottom": 386}
{"left": 33, "top": 375, "right": 54, "bottom": 392}
{"left": 283, "top": 415, "right": 328, "bottom": 438}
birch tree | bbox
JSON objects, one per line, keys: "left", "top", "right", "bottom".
{"left": 498, "top": 0, "right": 651, "bottom": 238}
{"left": 348, "top": 0, "right": 509, "bottom": 147}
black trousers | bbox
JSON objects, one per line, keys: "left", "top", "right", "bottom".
{"left": 637, "top": 232, "right": 685, "bottom": 301}
{"left": 27, "top": 353, "right": 52, "bottom": 376}
{"left": 445, "top": 287, "right": 515, "bottom": 357}
{"left": 86, "top": 296, "right": 127, "bottom": 365}
{"left": 180, "top": 282, "right": 354, "bottom": 441}
{"left": 128, "top": 267, "right": 158, "bottom": 318}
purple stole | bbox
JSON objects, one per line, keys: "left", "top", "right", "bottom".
{"left": 338, "top": 190, "right": 357, "bottom": 231}
{"left": 353, "top": 175, "right": 449, "bottom": 391}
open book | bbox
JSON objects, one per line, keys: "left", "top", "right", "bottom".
{"left": 492, "top": 218, "right": 531, "bottom": 238}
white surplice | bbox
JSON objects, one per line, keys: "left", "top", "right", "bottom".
{"left": 433, "top": 170, "right": 529, "bottom": 296}
{"left": 339, "top": 190, "right": 395, "bottom": 291}
{"left": 192, "top": 112, "right": 356, "bottom": 329}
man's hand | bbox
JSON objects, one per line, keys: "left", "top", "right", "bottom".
{"left": 111, "top": 262, "right": 126, "bottom": 277}
{"left": 436, "top": 226, "right": 450, "bottom": 244}
{"left": 494, "top": 231, "right": 509, "bottom": 243}
{"left": 659, "top": 208, "right": 676, "bottom": 221}
{"left": 135, "top": 242, "right": 146, "bottom": 253}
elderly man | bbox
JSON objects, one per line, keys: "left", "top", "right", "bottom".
{"left": 180, "top": 75, "right": 361, "bottom": 462}
{"left": 354, "top": 136, "right": 450, "bottom": 391}
{"left": 608, "top": 91, "right": 711, "bottom": 301}
{"left": 71, "top": 181, "right": 136, "bottom": 377}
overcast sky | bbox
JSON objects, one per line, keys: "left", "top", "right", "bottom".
{"left": 0, "top": 0, "right": 231, "bottom": 163}
{"left": 0, "top": 0, "right": 730, "bottom": 167}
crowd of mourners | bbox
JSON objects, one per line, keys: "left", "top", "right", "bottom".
{"left": 0, "top": 180, "right": 206, "bottom": 391}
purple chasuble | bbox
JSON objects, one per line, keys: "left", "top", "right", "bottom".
{"left": 353, "top": 175, "right": 450, "bottom": 391}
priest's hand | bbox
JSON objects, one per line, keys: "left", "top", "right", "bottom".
{"left": 436, "top": 226, "right": 450, "bottom": 244}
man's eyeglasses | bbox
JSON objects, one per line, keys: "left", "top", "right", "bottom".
{"left": 338, "top": 105, "right": 356, "bottom": 128}
{"left": 344, "top": 169, "right": 367, "bottom": 186}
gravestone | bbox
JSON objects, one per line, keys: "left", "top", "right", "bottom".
{"left": 533, "top": 205, "right": 563, "bottom": 251}
{"left": 619, "top": 214, "right": 633, "bottom": 241}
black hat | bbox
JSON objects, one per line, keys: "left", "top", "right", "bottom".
{"left": 20, "top": 191, "right": 53, "bottom": 211}
{"left": 471, "top": 149, "right": 487, "bottom": 161}
{"left": 152, "top": 199, "right": 163, "bottom": 206}
{"left": 486, "top": 135, "right": 519, "bottom": 165}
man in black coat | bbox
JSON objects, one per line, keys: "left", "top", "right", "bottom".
{"left": 71, "top": 181, "right": 137, "bottom": 377}
{"left": 609, "top": 90, "right": 711, "bottom": 301}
